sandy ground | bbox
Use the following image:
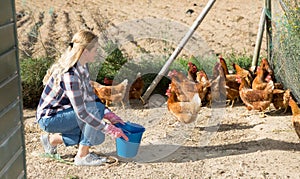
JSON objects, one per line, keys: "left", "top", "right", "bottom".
{"left": 16, "top": 0, "right": 300, "bottom": 178}
{"left": 16, "top": 0, "right": 267, "bottom": 59}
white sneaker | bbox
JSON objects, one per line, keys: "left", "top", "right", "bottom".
{"left": 74, "top": 153, "right": 107, "bottom": 166}
{"left": 40, "top": 134, "right": 57, "bottom": 154}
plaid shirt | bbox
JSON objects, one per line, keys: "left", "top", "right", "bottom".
{"left": 36, "top": 62, "right": 107, "bottom": 129}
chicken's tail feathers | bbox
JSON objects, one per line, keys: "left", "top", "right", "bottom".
{"left": 122, "top": 79, "right": 128, "bottom": 86}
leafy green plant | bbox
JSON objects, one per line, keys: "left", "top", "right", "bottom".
{"left": 20, "top": 57, "right": 53, "bottom": 108}
{"left": 224, "top": 52, "right": 252, "bottom": 71}
{"left": 95, "top": 46, "right": 128, "bottom": 84}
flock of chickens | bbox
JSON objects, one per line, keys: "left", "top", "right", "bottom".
{"left": 89, "top": 57, "right": 300, "bottom": 140}
{"left": 165, "top": 56, "right": 300, "bottom": 140}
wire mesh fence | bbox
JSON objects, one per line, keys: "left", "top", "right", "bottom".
{"left": 270, "top": 0, "right": 300, "bottom": 102}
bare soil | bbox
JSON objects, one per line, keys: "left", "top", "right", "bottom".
{"left": 16, "top": 0, "right": 300, "bottom": 178}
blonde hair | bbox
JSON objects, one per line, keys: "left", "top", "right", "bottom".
{"left": 43, "top": 30, "right": 97, "bottom": 89}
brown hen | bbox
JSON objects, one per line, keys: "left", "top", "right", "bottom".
{"left": 272, "top": 89, "right": 290, "bottom": 113}
{"left": 187, "top": 62, "right": 198, "bottom": 82}
{"left": 90, "top": 79, "right": 128, "bottom": 109}
{"left": 258, "top": 58, "right": 283, "bottom": 89}
{"left": 252, "top": 66, "right": 270, "bottom": 90}
{"left": 167, "top": 70, "right": 198, "bottom": 102}
{"left": 289, "top": 97, "right": 300, "bottom": 140}
{"left": 129, "top": 72, "right": 145, "bottom": 104}
{"left": 219, "top": 57, "right": 240, "bottom": 107}
{"left": 210, "top": 62, "right": 227, "bottom": 106}
{"left": 196, "top": 70, "right": 211, "bottom": 103}
{"left": 166, "top": 86, "right": 201, "bottom": 124}
{"left": 233, "top": 63, "right": 254, "bottom": 87}
{"left": 237, "top": 75, "right": 274, "bottom": 117}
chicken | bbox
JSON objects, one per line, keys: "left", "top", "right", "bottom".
{"left": 259, "top": 58, "right": 274, "bottom": 80}
{"left": 187, "top": 62, "right": 198, "bottom": 82}
{"left": 210, "top": 62, "right": 227, "bottom": 106}
{"left": 225, "top": 84, "right": 240, "bottom": 108}
{"left": 167, "top": 70, "right": 187, "bottom": 101}
{"left": 252, "top": 59, "right": 287, "bottom": 113}
{"left": 198, "top": 70, "right": 212, "bottom": 106}
{"left": 165, "top": 86, "right": 201, "bottom": 124}
{"left": 196, "top": 70, "right": 210, "bottom": 103}
{"left": 196, "top": 70, "right": 209, "bottom": 84}
{"left": 168, "top": 69, "right": 208, "bottom": 104}
{"left": 233, "top": 63, "right": 253, "bottom": 87}
{"left": 289, "top": 97, "right": 300, "bottom": 140}
{"left": 129, "top": 72, "right": 145, "bottom": 104}
{"left": 252, "top": 66, "right": 270, "bottom": 90}
{"left": 219, "top": 56, "right": 230, "bottom": 75}
{"left": 258, "top": 58, "right": 283, "bottom": 89}
{"left": 90, "top": 79, "right": 128, "bottom": 109}
{"left": 103, "top": 77, "right": 113, "bottom": 86}
{"left": 167, "top": 70, "right": 198, "bottom": 102}
{"left": 272, "top": 89, "right": 290, "bottom": 113}
{"left": 219, "top": 56, "right": 238, "bottom": 83}
{"left": 168, "top": 69, "right": 188, "bottom": 83}
{"left": 219, "top": 57, "right": 240, "bottom": 107}
{"left": 236, "top": 75, "right": 274, "bottom": 117}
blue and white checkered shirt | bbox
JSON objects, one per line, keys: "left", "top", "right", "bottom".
{"left": 36, "top": 62, "right": 108, "bottom": 129}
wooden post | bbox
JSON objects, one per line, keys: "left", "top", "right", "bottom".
{"left": 265, "top": 0, "right": 272, "bottom": 61}
{"left": 250, "top": 8, "right": 266, "bottom": 72}
{"left": 141, "top": 0, "right": 216, "bottom": 102}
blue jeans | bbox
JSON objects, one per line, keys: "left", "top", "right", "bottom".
{"left": 38, "top": 102, "right": 106, "bottom": 146}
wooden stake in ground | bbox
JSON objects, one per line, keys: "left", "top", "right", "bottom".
{"left": 265, "top": 0, "right": 272, "bottom": 61}
{"left": 251, "top": 8, "right": 266, "bottom": 73}
{"left": 141, "top": 0, "right": 216, "bottom": 102}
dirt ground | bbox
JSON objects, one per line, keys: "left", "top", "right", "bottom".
{"left": 16, "top": 0, "right": 300, "bottom": 178}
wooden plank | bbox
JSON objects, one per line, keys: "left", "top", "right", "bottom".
{"left": 0, "top": 101, "right": 20, "bottom": 142}
{"left": 0, "top": 23, "right": 15, "bottom": 54}
{"left": 0, "top": 126, "right": 23, "bottom": 173}
{"left": 0, "top": 75, "right": 19, "bottom": 111}
{"left": 0, "top": 0, "right": 27, "bottom": 178}
{"left": 0, "top": 49, "right": 17, "bottom": 83}
{"left": 0, "top": 152, "right": 26, "bottom": 179}
{"left": 0, "top": 145, "right": 26, "bottom": 179}
{"left": 0, "top": 0, "right": 14, "bottom": 25}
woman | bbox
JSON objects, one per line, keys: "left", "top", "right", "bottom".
{"left": 36, "top": 30, "right": 128, "bottom": 166}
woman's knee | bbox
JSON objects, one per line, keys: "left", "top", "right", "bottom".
{"left": 38, "top": 118, "right": 50, "bottom": 132}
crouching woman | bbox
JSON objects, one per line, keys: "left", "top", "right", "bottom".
{"left": 36, "top": 30, "right": 128, "bottom": 166}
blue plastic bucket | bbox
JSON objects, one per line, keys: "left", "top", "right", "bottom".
{"left": 115, "top": 122, "right": 145, "bottom": 158}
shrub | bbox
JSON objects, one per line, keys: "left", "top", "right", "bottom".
{"left": 88, "top": 44, "right": 128, "bottom": 84}
{"left": 20, "top": 57, "right": 53, "bottom": 108}
{"left": 224, "top": 52, "right": 252, "bottom": 71}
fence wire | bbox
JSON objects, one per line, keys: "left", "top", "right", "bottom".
{"left": 270, "top": 0, "right": 300, "bottom": 102}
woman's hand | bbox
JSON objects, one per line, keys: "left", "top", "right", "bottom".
{"left": 103, "top": 124, "right": 129, "bottom": 141}
{"left": 103, "top": 112, "right": 125, "bottom": 125}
